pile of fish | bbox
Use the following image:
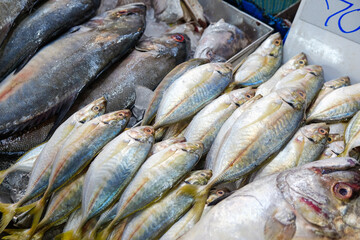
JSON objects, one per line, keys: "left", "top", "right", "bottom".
{"left": 1, "top": 0, "right": 360, "bottom": 240}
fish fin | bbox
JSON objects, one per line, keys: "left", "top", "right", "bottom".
{"left": 0, "top": 203, "right": 17, "bottom": 233}
{"left": 45, "top": 93, "right": 79, "bottom": 141}
{"left": 54, "top": 230, "right": 80, "bottom": 240}
{"left": 232, "top": 57, "right": 247, "bottom": 73}
{"left": 26, "top": 197, "right": 47, "bottom": 234}
{"left": 2, "top": 229, "right": 32, "bottom": 240}
{"left": 264, "top": 211, "right": 296, "bottom": 240}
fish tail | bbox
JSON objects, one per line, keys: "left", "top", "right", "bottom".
{"left": 54, "top": 230, "right": 81, "bottom": 240}
{"left": 96, "top": 227, "right": 112, "bottom": 240}
{"left": 2, "top": 228, "right": 31, "bottom": 240}
{"left": 0, "top": 203, "right": 18, "bottom": 233}
{"left": 28, "top": 197, "right": 47, "bottom": 232}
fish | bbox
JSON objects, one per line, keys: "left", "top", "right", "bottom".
{"left": 184, "top": 88, "right": 256, "bottom": 153}
{"left": 0, "top": 0, "right": 101, "bottom": 81}
{"left": 73, "top": 126, "right": 154, "bottom": 238}
{"left": 149, "top": 137, "right": 186, "bottom": 155}
{"left": 0, "top": 142, "right": 46, "bottom": 185}
{"left": 119, "top": 170, "right": 212, "bottom": 240}
{"left": 70, "top": 33, "right": 190, "bottom": 114}
{"left": 162, "top": 118, "right": 191, "bottom": 140}
{"left": 194, "top": 19, "right": 249, "bottom": 62}
{"left": 28, "top": 110, "right": 131, "bottom": 232}
{"left": 267, "top": 65, "right": 324, "bottom": 108}
{"left": 63, "top": 208, "right": 82, "bottom": 234}
{"left": 95, "top": 141, "right": 203, "bottom": 239}
{"left": 4, "top": 175, "right": 84, "bottom": 240}
{"left": 319, "top": 141, "right": 344, "bottom": 159}
{"left": 142, "top": 58, "right": 209, "bottom": 125}
{"left": 209, "top": 87, "right": 306, "bottom": 187}
{"left": 256, "top": 52, "right": 307, "bottom": 97}
{"left": 154, "top": 62, "right": 233, "bottom": 129}
{"left": 340, "top": 111, "right": 360, "bottom": 159}
{"left": 205, "top": 94, "right": 263, "bottom": 170}
{"left": 181, "top": 158, "right": 360, "bottom": 240}
{"left": 307, "top": 83, "right": 360, "bottom": 123}
{"left": 152, "top": 0, "right": 184, "bottom": 23}
{"left": 160, "top": 187, "right": 231, "bottom": 240}
{"left": 0, "top": 97, "right": 106, "bottom": 233}
{"left": 251, "top": 123, "right": 329, "bottom": 182}
{"left": 0, "top": 4, "right": 145, "bottom": 135}
{"left": 307, "top": 77, "right": 350, "bottom": 117}
{"left": 345, "top": 110, "right": 360, "bottom": 144}
{"left": 231, "top": 32, "right": 282, "bottom": 88}
{"left": 0, "top": 0, "right": 40, "bottom": 46}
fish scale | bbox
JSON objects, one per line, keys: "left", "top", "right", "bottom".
{"left": 0, "top": 4, "right": 146, "bottom": 135}
{"left": 96, "top": 142, "right": 203, "bottom": 239}
{"left": 74, "top": 126, "right": 154, "bottom": 238}
{"left": 154, "top": 62, "right": 232, "bottom": 129}
{"left": 209, "top": 88, "right": 306, "bottom": 186}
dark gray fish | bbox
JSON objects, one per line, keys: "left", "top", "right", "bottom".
{"left": 194, "top": 19, "right": 249, "bottom": 62}
{"left": 70, "top": 33, "right": 190, "bottom": 114}
{"left": 0, "top": 0, "right": 40, "bottom": 46}
{"left": 0, "top": 4, "right": 146, "bottom": 136}
{"left": 0, "top": 118, "right": 54, "bottom": 154}
{"left": 0, "top": 0, "right": 101, "bottom": 81}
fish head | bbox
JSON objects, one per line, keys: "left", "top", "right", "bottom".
{"left": 136, "top": 33, "right": 190, "bottom": 63}
{"left": 100, "top": 3, "right": 146, "bottom": 33}
{"left": 301, "top": 123, "right": 329, "bottom": 144}
{"left": 127, "top": 126, "right": 155, "bottom": 143}
{"left": 100, "top": 109, "right": 131, "bottom": 126}
{"left": 265, "top": 32, "right": 282, "bottom": 63}
{"left": 229, "top": 87, "right": 256, "bottom": 106}
{"left": 177, "top": 141, "right": 204, "bottom": 157}
{"left": 278, "top": 158, "right": 360, "bottom": 237}
{"left": 184, "top": 170, "right": 213, "bottom": 186}
{"left": 206, "top": 188, "right": 231, "bottom": 205}
{"left": 324, "top": 76, "right": 351, "bottom": 89}
{"left": 327, "top": 134, "right": 343, "bottom": 144}
{"left": 291, "top": 52, "right": 307, "bottom": 69}
{"left": 303, "top": 65, "right": 324, "bottom": 79}
{"left": 76, "top": 97, "right": 107, "bottom": 122}
{"left": 277, "top": 87, "right": 306, "bottom": 110}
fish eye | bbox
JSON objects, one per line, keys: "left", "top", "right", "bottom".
{"left": 171, "top": 34, "right": 185, "bottom": 43}
{"left": 92, "top": 106, "right": 100, "bottom": 111}
{"left": 200, "top": 173, "right": 206, "bottom": 177}
{"left": 327, "top": 137, "right": 333, "bottom": 143}
{"left": 269, "top": 53, "right": 275, "bottom": 57}
{"left": 245, "top": 94, "right": 253, "bottom": 99}
{"left": 118, "top": 113, "right": 125, "bottom": 117}
{"left": 297, "top": 90, "right": 306, "bottom": 99}
{"left": 274, "top": 40, "right": 281, "bottom": 46}
{"left": 144, "top": 127, "right": 153, "bottom": 133}
{"left": 333, "top": 183, "right": 354, "bottom": 200}
{"left": 298, "top": 60, "right": 305, "bottom": 65}
{"left": 217, "top": 190, "right": 225, "bottom": 196}
{"left": 318, "top": 127, "right": 328, "bottom": 135}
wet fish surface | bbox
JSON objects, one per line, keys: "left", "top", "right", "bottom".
{"left": 0, "top": 0, "right": 40, "bottom": 46}
{"left": 0, "top": 4, "right": 146, "bottom": 136}
{"left": 194, "top": 19, "right": 249, "bottom": 62}
{"left": 182, "top": 158, "right": 360, "bottom": 240}
{"left": 0, "top": 0, "right": 101, "bottom": 81}
{"left": 70, "top": 33, "right": 189, "bottom": 114}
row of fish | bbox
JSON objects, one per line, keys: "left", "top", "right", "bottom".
{"left": 1, "top": 28, "right": 360, "bottom": 240}
{"left": 1, "top": 1, "right": 360, "bottom": 239}
{"left": 0, "top": 1, "right": 248, "bottom": 155}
